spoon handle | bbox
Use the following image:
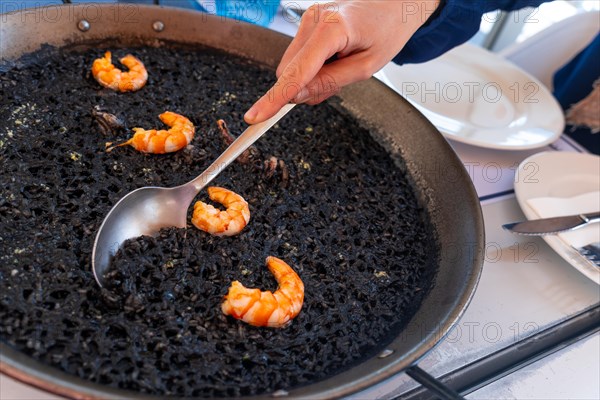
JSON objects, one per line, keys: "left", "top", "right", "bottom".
{"left": 188, "top": 103, "right": 296, "bottom": 193}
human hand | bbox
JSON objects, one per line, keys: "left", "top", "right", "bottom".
{"left": 244, "top": 0, "right": 441, "bottom": 124}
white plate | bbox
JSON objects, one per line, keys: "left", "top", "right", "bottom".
{"left": 514, "top": 151, "right": 600, "bottom": 284}
{"left": 376, "top": 43, "right": 565, "bottom": 150}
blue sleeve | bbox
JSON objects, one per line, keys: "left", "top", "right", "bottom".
{"left": 393, "top": 0, "right": 552, "bottom": 65}
{"left": 553, "top": 34, "right": 600, "bottom": 108}
{"left": 552, "top": 33, "right": 600, "bottom": 154}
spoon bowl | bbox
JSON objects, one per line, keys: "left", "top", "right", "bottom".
{"left": 92, "top": 104, "right": 295, "bottom": 287}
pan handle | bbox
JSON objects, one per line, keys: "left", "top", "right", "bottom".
{"left": 406, "top": 365, "right": 465, "bottom": 400}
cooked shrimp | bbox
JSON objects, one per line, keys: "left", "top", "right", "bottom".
{"left": 191, "top": 187, "right": 250, "bottom": 236}
{"left": 222, "top": 256, "right": 304, "bottom": 328}
{"left": 105, "top": 111, "right": 195, "bottom": 153}
{"left": 92, "top": 51, "right": 148, "bottom": 92}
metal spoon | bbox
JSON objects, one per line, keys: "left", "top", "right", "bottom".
{"left": 92, "top": 104, "right": 296, "bottom": 287}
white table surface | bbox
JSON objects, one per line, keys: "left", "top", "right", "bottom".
{"left": 468, "top": 332, "right": 600, "bottom": 400}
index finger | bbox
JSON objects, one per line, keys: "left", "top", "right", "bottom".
{"left": 244, "top": 29, "right": 346, "bottom": 124}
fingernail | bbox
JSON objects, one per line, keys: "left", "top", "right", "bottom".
{"left": 294, "top": 87, "right": 310, "bottom": 104}
{"left": 244, "top": 108, "right": 258, "bottom": 123}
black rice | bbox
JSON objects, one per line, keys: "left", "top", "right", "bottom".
{"left": 0, "top": 44, "right": 438, "bottom": 397}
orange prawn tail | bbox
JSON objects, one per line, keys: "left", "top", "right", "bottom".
{"left": 105, "top": 111, "right": 195, "bottom": 154}
{"left": 105, "top": 127, "right": 149, "bottom": 153}
{"left": 105, "top": 139, "right": 133, "bottom": 153}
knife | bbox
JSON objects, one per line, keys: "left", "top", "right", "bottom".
{"left": 503, "top": 211, "right": 600, "bottom": 235}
